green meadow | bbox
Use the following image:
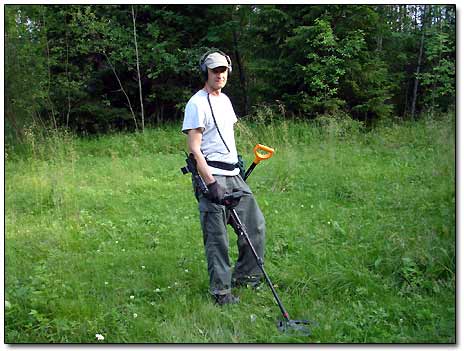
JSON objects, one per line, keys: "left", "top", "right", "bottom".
{"left": 5, "top": 114, "right": 455, "bottom": 343}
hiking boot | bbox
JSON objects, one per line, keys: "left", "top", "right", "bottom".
{"left": 214, "top": 293, "right": 240, "bottom": 306}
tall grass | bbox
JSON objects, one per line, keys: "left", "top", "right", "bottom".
{"left": 5, "top": 112, "right": 455, "bottom": 343}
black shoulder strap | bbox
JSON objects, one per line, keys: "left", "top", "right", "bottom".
{"left": 207, "top": 93, "right": 230, "bottom": 153}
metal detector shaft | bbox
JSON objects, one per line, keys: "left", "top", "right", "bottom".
{"left": 228, "top": 208, "right": 291, "bottom": 323}
{"left": 243, "top": 163, "right": 257, "bottom": 181}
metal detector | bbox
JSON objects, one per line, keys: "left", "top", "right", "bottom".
{"left": 181, "top": 147, "right": 313, "bottom": 336}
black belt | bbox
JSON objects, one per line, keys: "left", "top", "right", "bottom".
{"left": 206, "top": 160, "right": 238, "bottom": 171}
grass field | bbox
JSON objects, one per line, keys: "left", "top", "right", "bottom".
{"left": 4, "top": 114, "right": 456, "bottom": 343}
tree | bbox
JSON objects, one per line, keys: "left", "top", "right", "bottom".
{"left": 5, "top": 5, "right": 50, "bottom": 141}
{"left": 410, "top": 5, "right": 428, "bottom": 120}
{"left": 285, "top": 18, "right": 347, "bottom": 115}
{"left": 132, "top": 5, "right": 145, "bottom": 131}
{"left": 418, "top": 5, "right": 455, "bottom": 114}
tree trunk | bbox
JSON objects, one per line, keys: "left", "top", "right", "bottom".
{"left": 430, "top": 12, "right": 443, "bottom": 115}
{"left": 103, "top": 51, "right": 138, "bottom": 131}
{"left": 410, "top": 5, "right": 427, "bottom": 120}
{"left": 132, "top": 5, "right": 145, "bottom": 132}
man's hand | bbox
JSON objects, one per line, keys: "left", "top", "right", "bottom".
{"left": 207, "top": 181, "right": 226, "bottom": 204}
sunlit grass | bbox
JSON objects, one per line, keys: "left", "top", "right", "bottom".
{"left": 5, "top": 114, "right": 455, "bottom": 343}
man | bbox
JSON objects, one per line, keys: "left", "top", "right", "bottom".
{"left": 182, "top": 50, "right": 266, "bottom": 305}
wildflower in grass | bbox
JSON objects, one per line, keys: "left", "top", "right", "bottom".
{"left": 250, "top": 314, "right": 257, "bottom": 322}
{"left": 184, "top": 269, "right": 189, "bottom": 273}
{"left": 133, "top": 313, "right": 138, "bottom": 318}
{"left": 95, "top": 333, "right": 105, "bottom": 341}
{"left": 130, "top": 295, "right": 135, "bottom": 300}
{"left": 155, "top": 288, "right": 161, "bottom": 292}
{"left": 141, "top": 265, "right": 145, "bottom": 269}
{"left": 104, "top": 282, "right": 109, "bottom": 286}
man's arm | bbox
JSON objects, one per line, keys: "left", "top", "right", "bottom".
{"left": 187, "top": 128, "right": 215, "bottom": 185}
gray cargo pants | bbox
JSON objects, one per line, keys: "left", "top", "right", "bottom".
{"left": 196, "top": 175, "right": 265, "bottom": 296}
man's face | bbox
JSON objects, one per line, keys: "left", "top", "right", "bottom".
{"left": 206, "top": 66, "right": 228, "bottom": 91}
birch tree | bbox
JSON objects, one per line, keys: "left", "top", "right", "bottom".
{"left": 132, "top": 5, "right": 145, "bottom": 132}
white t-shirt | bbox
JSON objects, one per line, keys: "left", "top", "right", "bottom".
{"left": 182, "top": 89, "right": 240, "bottom": 176}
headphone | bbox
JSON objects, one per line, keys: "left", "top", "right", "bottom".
{"left": 199, "top": 49, "right": 232, "bottom": 81}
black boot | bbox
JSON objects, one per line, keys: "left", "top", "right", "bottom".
{"left": 214, "top": 293, "right": 240, "bottom": 306}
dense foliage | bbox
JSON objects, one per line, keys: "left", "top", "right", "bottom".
{"left": 5, "top": 5, "right": 455, "bottom": 137}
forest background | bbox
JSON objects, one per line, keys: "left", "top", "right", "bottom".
{"left": 4, "top": 4, "right": 456, "bottom": 138}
